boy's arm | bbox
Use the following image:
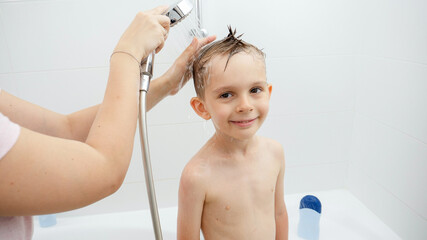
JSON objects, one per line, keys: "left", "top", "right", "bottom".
{"left": 275, "top": 145, "right": 289, "bottom": 240}
{"left": 177, "top": 165, "right": 206, "bottom": 240}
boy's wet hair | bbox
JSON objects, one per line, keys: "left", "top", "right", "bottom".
{"left": 192, "top": 26, "right": 266, "bottom": 99}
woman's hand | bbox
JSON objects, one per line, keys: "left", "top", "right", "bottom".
{"left": 114, "top": 5, "right": 171, "bottom": 62}
{"left": 144, "top": 36, "right": 216, "bottom": 110}
{"left": 161, "top": 35, "right": 216, "bottom": 96}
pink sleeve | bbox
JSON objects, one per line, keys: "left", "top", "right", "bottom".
{"left": 0, "top": 216, "right": 34, "bottom": 240}
{"left": 0, "top": 112, "right": 21, "bottom": 160}
{"left": 0, "top": 89, "right": 33, "bottom": 239}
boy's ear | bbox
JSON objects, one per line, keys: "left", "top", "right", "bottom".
{"left": 268, "top": 84, "right": 273, "bottom": 97}
{"left": 190, "top": 97, "right": 211, "bottom": 120}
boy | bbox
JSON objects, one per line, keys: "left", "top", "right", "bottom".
{"left": 177, "top": 27, "right": 288, "bottom": 240}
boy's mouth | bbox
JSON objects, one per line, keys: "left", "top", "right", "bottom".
{"left": 230, "top": 117, "right": 258, "bottom": 127}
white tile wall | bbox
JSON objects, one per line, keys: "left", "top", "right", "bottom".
{"left": 284, "top": 162, "right": 348, "bottom": 194}
{"left": 355, "top": 57, "right": 427, "bottom": 144}
{"left": 266, "top": 56, "right": 356, "bottom": 116}
{"left": 146, "top": 121, "right": 215, "bottom": 181}
{"left": 349, "top": 165, "right": 427, "bottom": 240}
{"left": 357, "top": 0, "right": 427, "bottom": 64}
{"left": 350, "top": 114, "right": 427, "bottom": 219}
{"left": 0, "top": 67, "right": 107, "bottom": 114}
{"left": 204, "top": 0, "right": 360, "bottom": 57}
{"left": 348, "top": 0, "right": 427, "bottom": 238}
{"left": 0, "top": 8, "right": 12, "bottom": 73}
{"left": 259, "top": 112, "right": 354, "bottom": 167}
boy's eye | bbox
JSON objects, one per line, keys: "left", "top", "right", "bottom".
{"left": 250, "top": 87, "right": 262, "bottom": 94}
{"left": 219, "top": 92, "right": 233, "bottom": 98}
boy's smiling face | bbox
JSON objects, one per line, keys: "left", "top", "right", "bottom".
{"left": 193, "top": 51, "right": 272, "bottom": 141}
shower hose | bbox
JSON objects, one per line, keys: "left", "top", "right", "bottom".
{"left": 139, "top": 88, "right": 163, "bottom": 239}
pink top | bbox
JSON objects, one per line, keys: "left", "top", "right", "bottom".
{"left": 0, "top": 89, "right": 34, "bottom": 240}
{"left": 0, "top": 216, "right": 33, "bottom": 240}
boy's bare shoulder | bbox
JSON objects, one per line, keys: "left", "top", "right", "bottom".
{"left": 180, "top": 147, "right": 212, "bottom": 187}
{"left": 258, "top": 136, "right": 284, "bottom": 156}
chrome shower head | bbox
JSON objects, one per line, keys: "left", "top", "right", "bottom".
{"left": 166, "top": 0, "right": 193, "bottom": 27}
{"left": 166, "top": 0, "right": 208, "bottom": 37}
{"left": 141, "top": 0, "right": 208, "bottom": 92}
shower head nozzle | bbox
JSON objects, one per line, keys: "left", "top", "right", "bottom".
{"left": 166, "top": 0, "right": 193, "bottom": 27}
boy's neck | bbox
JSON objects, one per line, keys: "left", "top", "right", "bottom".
{"left": 208, "top": 132, "right": 258, "bottom": 157}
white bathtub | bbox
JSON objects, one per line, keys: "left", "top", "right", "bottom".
{"left": 33, "top": 189, "right": 401, "bottom": 240}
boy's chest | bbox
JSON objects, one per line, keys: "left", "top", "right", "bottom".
{"left": 204, "top": 158, "right": 279, "bottom": 218}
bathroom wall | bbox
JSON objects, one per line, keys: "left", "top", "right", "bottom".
{"left": 0, "top": 0, "right": 357, "bottom": 215}
{"left": 0, "top": 0, "right": 425, "bottom": 238}
{"left": 347, "top": 0, "right": 427, "bottom": 239}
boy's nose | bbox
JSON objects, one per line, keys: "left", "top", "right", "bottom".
{"left": 236, "top": 96, "right": 254, "bottom": 113}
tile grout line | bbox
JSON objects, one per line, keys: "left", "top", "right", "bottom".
{"left": 349, "top": 161, "right": 427, "bottom": 222}
{"left": 355, "top": 111, "right": 427, "bottom": 146}
{"left": 0, "top": 7, "right": 14, "bottom": 73}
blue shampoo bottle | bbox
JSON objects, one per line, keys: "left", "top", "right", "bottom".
{"left": 38, "top": 214, "right": 57, "bottom": 228}
{"left": 297, "top": 195, "right": 321, "bottom": 240}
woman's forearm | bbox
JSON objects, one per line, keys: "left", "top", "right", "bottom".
{"left": 0, "top": 76, "right": 172, "bottom": 143}
{"left": 85, "top": 54, "right": 139, "bottom": 166}
{"left": 67, "top": 76, "right": 172, "bottom": 142}
{"left": 0, "top": 90, "right": 73, "bottom": 139}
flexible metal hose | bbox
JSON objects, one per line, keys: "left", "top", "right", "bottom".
{"left": 138, "top": 90, "right": 163, "bottom": 240}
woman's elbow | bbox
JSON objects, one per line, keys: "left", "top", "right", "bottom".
{"left": 91, "top": 153, "right": 129, "bottom": 199}
{"left": 105, "top": 160, "right": 127, "bottom": 195}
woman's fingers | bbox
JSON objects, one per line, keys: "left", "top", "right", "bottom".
{"left": 197, "top": 35, "right": 216, "bottom": 49}
{"left": 179, "top": 35, "right": 216, "bottom": 63}
{"left": 154, "top": 14, "right": 171, "bottom": 53}
{"left": 146, "top": 5, "right": 169, "bottom": 15}
{"left": 114, "top": 5, "right": 172, "bottom": 60}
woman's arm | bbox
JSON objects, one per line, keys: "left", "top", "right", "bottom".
{"left": 0, "top": 6, "right": 170, "bottom": 216}
{"left": 0, "top": 37, "right": 215, "bottom": 142}
{"left": 0, "top": 90, "right": 89, "bottom": 140}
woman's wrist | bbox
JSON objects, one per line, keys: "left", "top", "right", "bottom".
{"left": 113, "top": 42, "right": 146, "bottom": 63}
{"left": 110, "top": 51, "right": 140, "bottom": 66}
{"left": 108, "top": 52, "right": 141, "bottom": 82}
